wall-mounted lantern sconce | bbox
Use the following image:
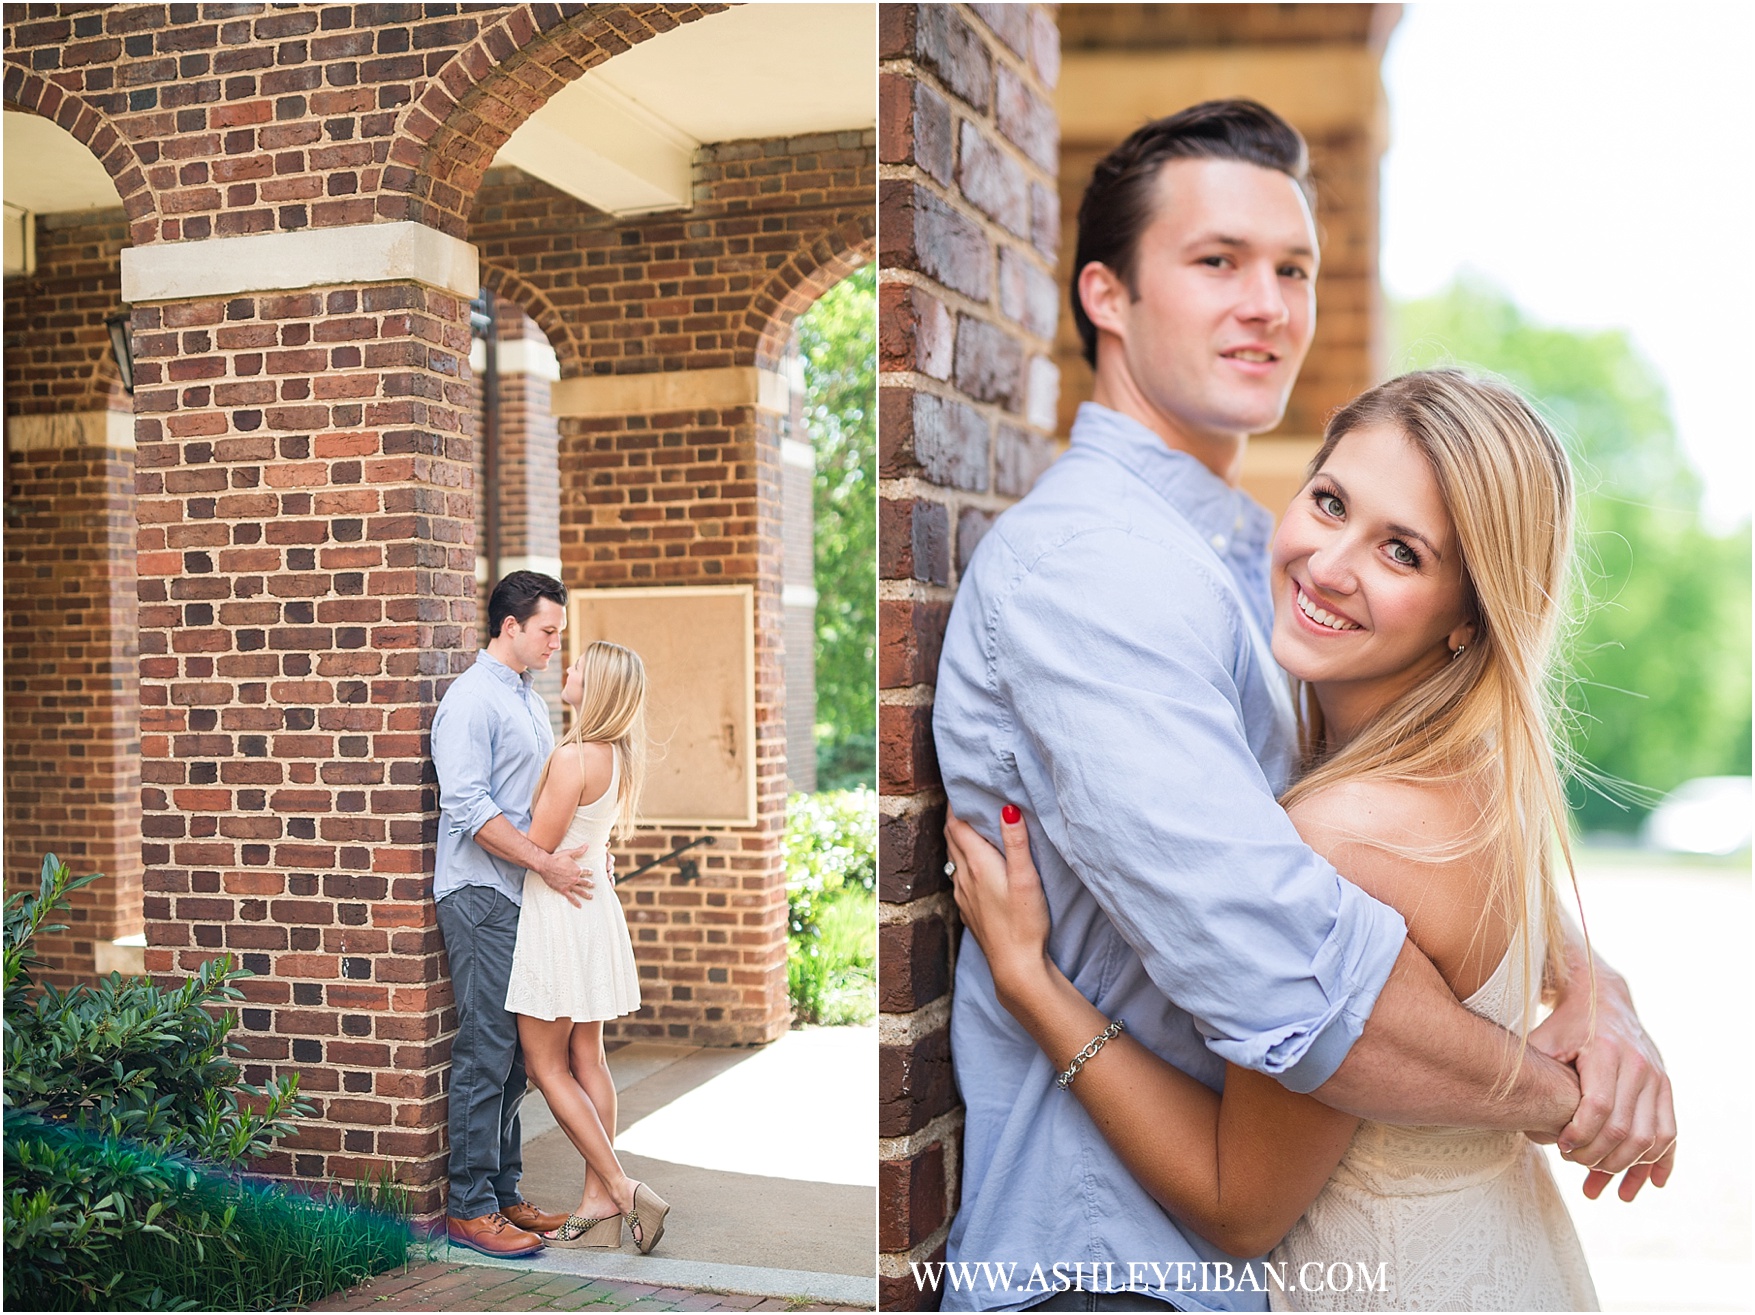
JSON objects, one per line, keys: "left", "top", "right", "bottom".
{"left": 105, "top": 311, "right": 134, "bottom": 395}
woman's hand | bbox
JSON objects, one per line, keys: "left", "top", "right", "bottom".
{"left": 945, "top": 805, "right": 1054, "bottom": 997}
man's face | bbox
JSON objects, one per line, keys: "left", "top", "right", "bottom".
{"left": 1094, "top": 157, "right": 1319, "bottom": 448}
{"left": 502, "top": 598, "right": 565, "bottom": 674}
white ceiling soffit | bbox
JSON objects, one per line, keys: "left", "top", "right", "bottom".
{"left": 4, "top": 111, "right": 124, "bottom": 215}
{"left": 492, "top": 3, "right": 876, "bottom": 218}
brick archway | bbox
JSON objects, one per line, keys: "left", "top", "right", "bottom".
{"left": 390, "top": 3, "right": 722, "bottom": 237}
{"left": 1, "top": 68, "right": 158, "bottom": 242}
{"left": 745, "top": 218, "right": 876, "bottom": 371}
{"left": 477, "top": 262, "right": 578, "bottom": 376}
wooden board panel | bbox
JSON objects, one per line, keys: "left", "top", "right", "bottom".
{"left": 567, "top": 586, "right": 756, "bottom": 827}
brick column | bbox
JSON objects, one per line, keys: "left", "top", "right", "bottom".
{"left": 3, "top": 208, "right": 142, "bottom": 985}
{"left": 553, "top": 370, "right": 793, "bottom": 1046}
{"left": 125, "top": 223, "right": 478, "bottom": 1218}
{"left": 877, "top": 5, "right": 1061, "bottom": 1306}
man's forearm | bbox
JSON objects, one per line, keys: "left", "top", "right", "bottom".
{"left": 1313, "top": 940, "right": 1579, "bottom": 1134}
{"left": 474, "top": 813, "right": 553, "bottom": 874}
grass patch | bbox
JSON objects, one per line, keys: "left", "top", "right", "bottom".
{"left": 113, "top": 1172, "right": 412, "bottom": 1311}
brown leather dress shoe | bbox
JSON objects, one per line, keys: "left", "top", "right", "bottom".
{"left": 502, "top": 1200, "right": 569, "bottom": 1234}
{"left": 446, "top": 1210, "right": 544, "bottom": 1257}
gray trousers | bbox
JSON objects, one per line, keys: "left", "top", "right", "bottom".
{"left": 435, "top": 884, "right": 527, "bottom": 1219}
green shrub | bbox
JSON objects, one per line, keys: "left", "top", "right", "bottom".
{"left": 784, "top": 786, "right": 876, "bottom": 939}
{"left": 787, "top": 886, "right": 876, "bottom": 1027}
{"left": 3, "top": 855, "right": 410, "bottom": 1310}
{"left": 784, "top": 790, "right": 876, "bottom": 1025}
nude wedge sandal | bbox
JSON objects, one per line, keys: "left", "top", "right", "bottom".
{"left": 626, "top": 1182, "right": 670, "bottom": 1255}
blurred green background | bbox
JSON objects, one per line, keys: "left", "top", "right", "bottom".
{"left": 796, "top": 263, "right": 877, "bottom": 793}
{"left": 1392, "top": 279, "right": 1752, "bottom": 836}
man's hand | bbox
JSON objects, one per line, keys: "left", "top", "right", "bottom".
{"left": 538, "top": 845, "right": 594, "bottom": 908}
{"left": 1530, "top": 956, "right": 1676, "bottom": 1202}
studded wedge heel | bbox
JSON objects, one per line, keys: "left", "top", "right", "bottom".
{"left": 542, "top": 1213, "right": 623, "bottom": 1248}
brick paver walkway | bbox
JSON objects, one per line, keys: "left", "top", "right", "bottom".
{"left": 306, "top": 1261, "right": 868, "bottom": 1312}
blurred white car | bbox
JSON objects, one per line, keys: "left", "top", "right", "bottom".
{"left": 1640, "top": 776, "right": 1752, "bottom": 856}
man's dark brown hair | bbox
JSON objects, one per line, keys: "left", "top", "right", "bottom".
{"left": 1071, "top": 99, "right": 1315, "bottom": 367}
{"left": 488, "top": 569, "right": 566, "bottom": 639}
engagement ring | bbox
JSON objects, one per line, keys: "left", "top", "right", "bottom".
{"left": 943, "top": 861, "right": 957, "bottom": 877}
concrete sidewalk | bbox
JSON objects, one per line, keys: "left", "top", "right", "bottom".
{"left": 307, "top": 1259, "right": 867, "bottom": 1312}
{"left": 453, "top": 1025, "right": 875, "bottom": 1309}
{"left": 308, "top": 1025, "right": 875, "bottom": 1311}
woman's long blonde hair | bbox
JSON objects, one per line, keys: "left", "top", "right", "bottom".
{"left": 1279, "top": 369, "right": 1586, "bottom": 1048}
{"left": 535, "top": 640, "right": 648, "bottom": 841}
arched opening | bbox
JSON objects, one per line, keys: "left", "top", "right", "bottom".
{"left": 451, "top": 5, "right": 876, "bottom": 1051}
{"left": 2, "top": 106, "right": 143, "bottom": 985}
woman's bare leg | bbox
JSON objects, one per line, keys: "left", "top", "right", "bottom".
{"left": 517, "top": 1013, "right": 635, "bottom": 1220}
{"left": 568, "top": 1022, "right": 619, "bottom": 1212}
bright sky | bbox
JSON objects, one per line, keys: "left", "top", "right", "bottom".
{"left": 1381, "top": 3, "right": 1753, "bottom": 529}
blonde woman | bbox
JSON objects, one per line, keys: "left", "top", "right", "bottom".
{"left": 946, "top": 371, "right": 1628, "bottom": 1309}
{"left": 505, "top": 640, "right": 670, "bottom": 1253}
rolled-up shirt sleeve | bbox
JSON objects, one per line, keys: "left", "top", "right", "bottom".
{"left": 995, "top": 527, "right": 1408, "bottom": 1092}
{"left": 432, "top": 693, "right": 503, "bottom": 839}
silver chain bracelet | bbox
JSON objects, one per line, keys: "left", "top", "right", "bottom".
{"left": 1056, "top": 1018, "right": 1125, "bottom": 1090}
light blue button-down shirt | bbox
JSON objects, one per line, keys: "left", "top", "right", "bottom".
{"left": 431, "top": 651, "right": 555, "bottom": 907}
{"left": 932, "top": 404, "right": 1409, "bottom": 1313}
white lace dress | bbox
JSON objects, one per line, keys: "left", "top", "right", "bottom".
{"left": 504, "top": 747, "right": 642, "bottom": 1022}
{"left": 1269, "top": 932, "right": 1598, "bottom": 1312}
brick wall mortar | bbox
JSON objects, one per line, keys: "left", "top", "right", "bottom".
{"left": 131, "top": 274, "right": 477, "bottom": 1215}
{"left": 877, "top": 6, "right": 1060, "bottom": 1305}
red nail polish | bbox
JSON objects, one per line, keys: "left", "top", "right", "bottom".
{"left": 1002, "top": 804, "right": 1022, "bottom": 825}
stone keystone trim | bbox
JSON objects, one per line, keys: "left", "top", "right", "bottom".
{"left": 550, "top": 366, "right": 791, "bottom": 418}
{"left": 119, "top": 221, "right": 479, "bottom": 304}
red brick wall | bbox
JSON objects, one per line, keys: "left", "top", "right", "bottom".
{"left": 877, "top": 5, "right": 1061, "bottom": 1306}
{"left": 4, "top": 207, "right": 141, "bottom": 984}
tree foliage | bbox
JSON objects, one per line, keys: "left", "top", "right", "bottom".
{"left": 796, "top": 263, "right": 876, "bottom": 790}
{"left": 1392, "top": 279, "right": 1752, "bottom": 831}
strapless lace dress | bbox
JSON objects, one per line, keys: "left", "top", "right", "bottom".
{"left": 1269, "top": 931, "right": 1598, "bottom": 1311}
{"left": 504, "top": 747, "right": 641, "bottom": 1022}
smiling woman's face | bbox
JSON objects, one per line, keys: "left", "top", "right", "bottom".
{"left": 1269, "top": 424, "right": 1475, "bottom": 727}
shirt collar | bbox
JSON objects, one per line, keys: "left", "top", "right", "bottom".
{"left": 1069, "top": 401, "right": 1275, "bottom": 562}
{"left": 474, "top": 649, "right": 535, "bottom": 690}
